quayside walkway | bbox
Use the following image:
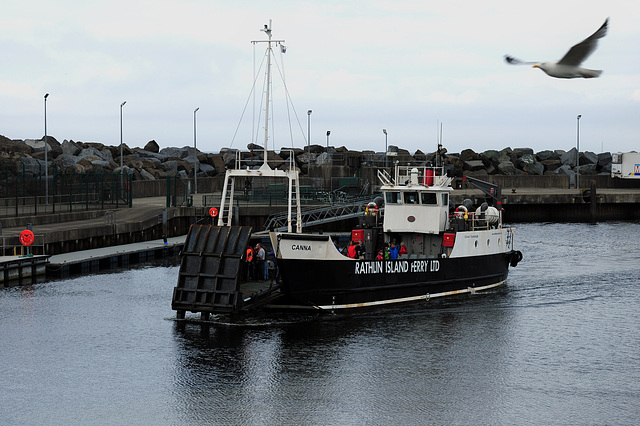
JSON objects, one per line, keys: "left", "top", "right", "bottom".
{"left": 0, "top": 186, "right": 639, "bottom": 285}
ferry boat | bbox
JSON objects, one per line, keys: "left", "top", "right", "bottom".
{"left": 270, "top": 166, "right": 522, "bottom": 310}
{"left": 171, "top": 22, "right": 522, "bottom": 318}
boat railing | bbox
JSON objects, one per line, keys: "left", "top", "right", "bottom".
{"left": 381, "top": 165, "right": 451, "bottom": 187}
{"left": 228, "top": 148, "right": 298, "bottom": 171}
{"left": 449, "top": 208, "right": 503, "bottom": 231}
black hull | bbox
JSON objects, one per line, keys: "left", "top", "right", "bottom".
{"left": 276, "top": 252, "right": 514, "bottom": 310}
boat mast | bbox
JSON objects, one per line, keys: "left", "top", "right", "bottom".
{"left": 260, "top": 21, "right": 273, "bottom": 169}
{"left": 253, "top": 20, "right": 286, "bottom": 171}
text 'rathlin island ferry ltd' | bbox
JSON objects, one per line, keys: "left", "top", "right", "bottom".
{"left": 270, "top": 165, "right": 523, "bottom": 311}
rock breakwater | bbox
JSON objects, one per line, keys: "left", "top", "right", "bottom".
{"left": 0, "top": 134, "right": 613, "bottom": 183}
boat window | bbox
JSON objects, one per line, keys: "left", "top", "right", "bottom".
{"left": 421, "top": 192, "right": 437, "bottom": 205}
{"left": 404, "top": 192, "right": 419, "bottom": 204}
{"left": 386, "top": 192, "right": 402, "bottom": 204}
{"left": 441, "top": 193, "right": 449, "bottom": 206}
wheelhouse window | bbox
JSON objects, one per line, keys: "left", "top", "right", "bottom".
{"left": 386, "top": 192, "right": 401, "bottom": 204}
{"left": 441, "top": 193, "right": 449, "bottom": 206}
{"left": 404, "top": 192, "right": 419, "bottom": 204}
{"left": 421, "top": 192, "right": 437, "bottom": 205}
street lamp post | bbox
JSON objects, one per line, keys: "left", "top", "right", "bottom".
{"left": 576, "top": 114, "right": 582, "bottom": 190}
{"left": 383, "top": 128, "right": 388, "bottom": 168}
{"left": 44, "top": 93, "right": 49, "bottom": 204}
{"left": 120, "top": 101, "right": 126, "bottom": 175}
{"left": 193, "top": 107, "right": 199, "bottom": 194}
{"left": 307, "top": 110, "right": 312, "bottom": 172}
{"left": 326, "top": 130, "right": 330, "bottom": 148}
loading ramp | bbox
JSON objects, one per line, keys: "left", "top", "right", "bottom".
{"left": 172, "top": 225, "right": 281, "bottom": 318}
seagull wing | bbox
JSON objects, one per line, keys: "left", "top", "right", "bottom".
{"left": 504, "top": 55, "right": 538, "bottom": 66}
{"left": 557, "top": 18, "right": 608, "bottom": 66}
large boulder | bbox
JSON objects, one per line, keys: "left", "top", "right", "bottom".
{"left": 144, "top": 140, "right": 160, "bottom": 153}
{"left": 580, "top": 151, "right": 598, "bottom": 166}
{"left": 513, "top": 147, "right": 534, "bottom": 158}
{"left": 536, "top": 150, "right": 556, "bottom": 162}
{"left": 481, "top": 149, "right": 499, "bottom": 162}
{"left": 61, "top": 140, "right": 81, "bottom": 156}
{"left": 463, "top": 160, "right": 485, "bottom": 172}
{"left": 0, "top": 139, "right": 32, "bottom": 156}
{"left": 24, "top": 139, "right": 45, "bottom": 152}
{"left": 556, "top": 164, "right": 575, "bottom": 177}
{"left": 597, "top": 152, "right": 612, "bottom": 170}
{"left": 77, "top": 147, "right": 109, "bottom": 162}
{"left": 460, "top": 149, "right": 479, "bottom": 162}
{"left": 199, "top": 163, "right": 215, "bottom": 175}
{"left": 55, "top": 153, "right": 78, "bottom": 170}
{"left": 489, "top": 151, "right": 512, "bottom": 169}
{"left": 159, "top": 147, "right": 190, "bottom": 159}
{"left": 497, "top": 161, "right": 516, "bottom": 175}
{"left": 139, "top": 168, "right": 156, "bottom": 181}
{"left": 541, "top": 159, "right": 562, "bottom": 172}
{"left": 413, "top": 149, "right": 427, "bottom": 162}
{"left": 578, "top": 163, "right": 597, "bottom": 175}
{"left": 561, "top": 148, "right": 578, "bottom": 168}
{"left": 160, "top": 160, "right": 178, "bottom": 174}
{"left": 522, "top": 161, "right": 544, "bottom": 175}
{"left": 516, "top": 153, "right": 536, "bottom": 169}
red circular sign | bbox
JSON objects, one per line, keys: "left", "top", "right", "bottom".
{"left": 19, "top": 230, "right": 34, "bottom": 246}
{"left": 209, "top": 207, "right": 219, "bottom": 217}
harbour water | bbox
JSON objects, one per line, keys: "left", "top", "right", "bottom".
{"left": 1, "top": 222, "right": 639, "bottom": 425}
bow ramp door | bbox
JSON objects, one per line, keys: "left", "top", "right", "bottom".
{"left": 172, "top": 225, "right": 252, "bottom": 317}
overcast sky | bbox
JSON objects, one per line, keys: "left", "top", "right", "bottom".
{"left": 2, "top": 0, "right": 638, "bottom": 156}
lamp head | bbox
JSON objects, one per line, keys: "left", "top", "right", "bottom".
{"left": 44, "top": 93, "right": 49, "bottom": 99}
{"left": 307, "top": 110, "right": 312, "bottom": 115}
{"left": 383, "top": 129, "right": 387, "bottom": 135}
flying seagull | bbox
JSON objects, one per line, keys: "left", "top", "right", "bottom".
{"left": 505, "top": 18, "right": 608, "bottom": 78}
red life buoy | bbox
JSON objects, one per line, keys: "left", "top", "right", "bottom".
{"left": 19, "top": 230, "right": 34, "bottom": 246}
{"left": 454, "top": 205, "right": 467, "bottom": 219}
{"left": 209, "top": 207, "right": 219, "bottom": 217}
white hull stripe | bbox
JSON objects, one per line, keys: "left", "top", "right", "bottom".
{"left": 311, "top": 279, "right": 507, "bottom": 310}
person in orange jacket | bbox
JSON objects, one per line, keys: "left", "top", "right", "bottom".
{"left": 245, "top": 245, "right": 254, "bottom": 280}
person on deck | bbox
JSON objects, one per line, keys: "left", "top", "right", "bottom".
{"left": 398, "top": 242, "right": 408, "bottom": 257}
{"left": 388, "top": 243, "right": 399, "bottom": 260}
{"left": 245, "top": 245, "right": 254, "bottom": 280}
{"left": 347, "top": 241, "right": 358, "bottom": 259}
{"left": 255, "top": 243, "right": 267, "bottom": 281}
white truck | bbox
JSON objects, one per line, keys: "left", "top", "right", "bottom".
{"left": 611, "top": 152, "right": 640, "bottom": 179}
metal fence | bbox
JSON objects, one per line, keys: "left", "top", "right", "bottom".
{"left": 0, "top": 165, "right": 132, "bottom": 218}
